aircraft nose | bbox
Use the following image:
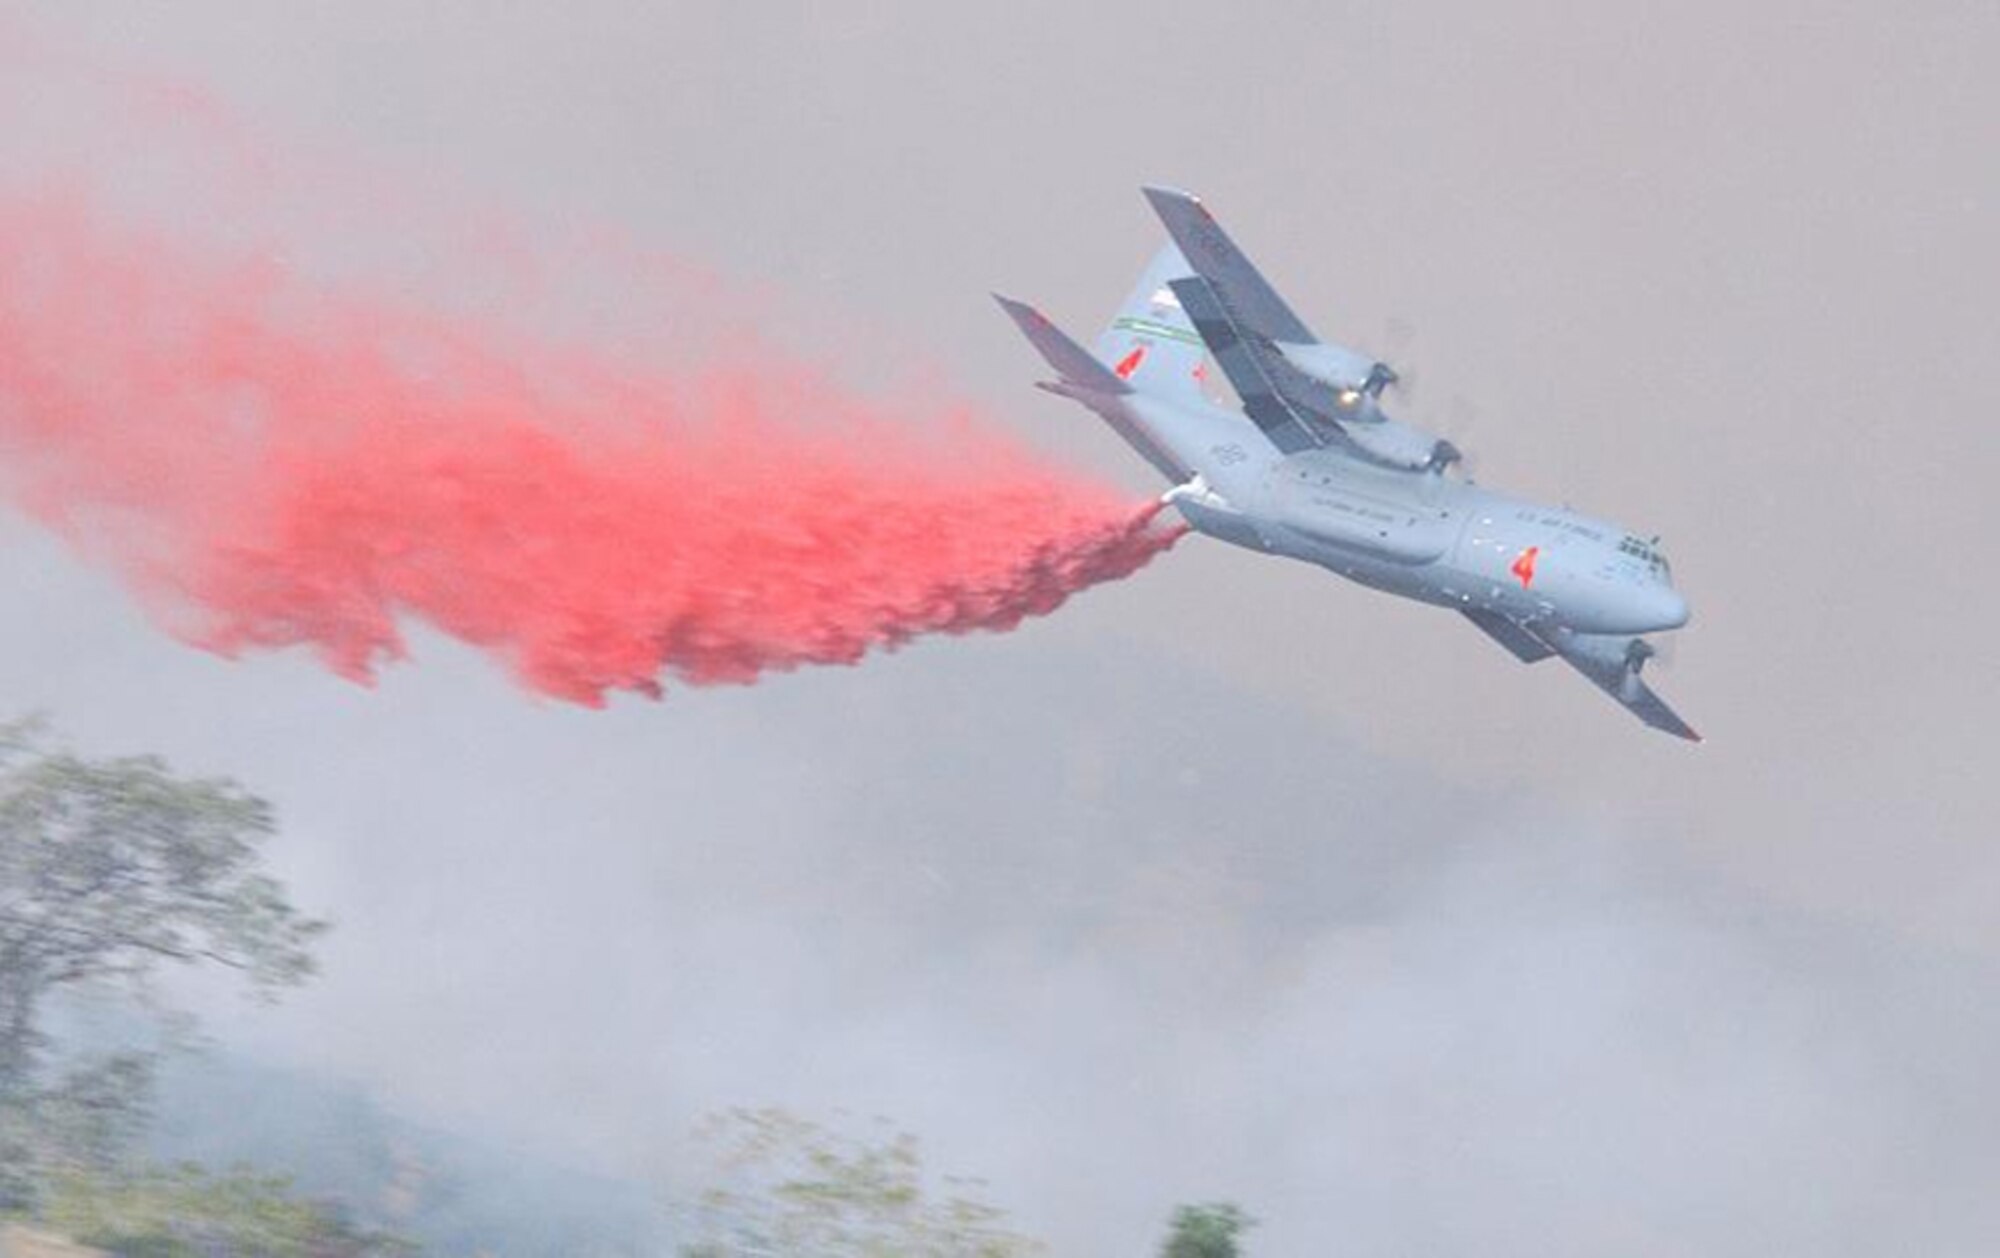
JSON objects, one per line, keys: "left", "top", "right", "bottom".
{"left": 1651, "top": 586, "right": 1690, "bottom": 630}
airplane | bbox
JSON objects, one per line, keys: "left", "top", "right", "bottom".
{"left": 996, "top": 186, "right": 1698, "bottom": 740}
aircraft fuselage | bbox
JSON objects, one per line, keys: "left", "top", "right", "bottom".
{"left": 1122, "top": 393, "right": 1688, "bottom": 638}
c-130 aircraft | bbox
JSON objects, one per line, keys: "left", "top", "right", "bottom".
{"left": 998, "top": 187, "right": 1698, "bottom": 740}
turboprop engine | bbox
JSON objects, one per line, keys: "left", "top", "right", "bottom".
{"left": 1270, "top": 345, "right": 1460, "bottom": 473}
{"left": 1273, "top": 340, "right": 1383, "bottom": 391}
{"left": 1344, "top": 419, "right": 1461, "bottom": 472}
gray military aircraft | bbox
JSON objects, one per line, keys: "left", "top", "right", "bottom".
{"left": 997, "top": 186, "right": 1698, "bottom": 740}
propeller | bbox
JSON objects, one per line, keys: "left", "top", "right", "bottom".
{"left": 1356, "top": 316, "right": 1487, "bottom": 479}
{"left": 1372, "top": 316, "right": 1421, "bottom": 405}
{"left": 1651, "top": 632, "right": 1681, "bottom": 672}
{"left": 1624, "top": 636, "right": 1655, "bottom": 672}
{"left": 1437, "top": 393, "right": 1483, "bottom": 481}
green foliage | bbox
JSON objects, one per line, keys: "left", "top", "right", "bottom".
{"left": 35, "top": 1162, "right": 415, "bottom": 1257}
{"left": 678, "top": 1108, "right": 1043, "bottom": 1258}
{"left": 1160, "top": 1202, "right": 1255, "bottom": 1258}
{"left": 0, "top": 718, "right": 326, "bottom": 1206}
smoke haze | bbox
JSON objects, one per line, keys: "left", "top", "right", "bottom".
{"left": 3, "top": 3, "right": 1997, "bottom": 1256}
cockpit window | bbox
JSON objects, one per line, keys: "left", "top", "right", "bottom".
{"left": 1621, "top": 535, "right": 1672, "bottom": 583}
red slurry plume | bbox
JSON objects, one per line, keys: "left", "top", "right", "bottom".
{"left": 0, "top": 198, "right": 1181, "bottom": 704}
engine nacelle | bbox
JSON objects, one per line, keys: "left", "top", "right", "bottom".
{"left": 1273, "top": 341, "right": 1383, "bottom": 390}
{"left": 1270, "top": 342, "right": 1459, "bottom": 473}
{"left": 1343, "top": 423, "right": 1457, "bottom": 472}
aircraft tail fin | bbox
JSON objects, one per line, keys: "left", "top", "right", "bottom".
{"left": 1092, "top": 244, "right": 1213, "bottom": 406}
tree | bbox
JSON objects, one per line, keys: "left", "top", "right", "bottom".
{"left": 0, "top": 718, "right": 327, "bottom": 1204}
{"left": 38, "top": 1161, "right": 417, "bottom": 1257}
{"left": 1160, "top": 1202, "right": 1255, "bottom": 1258}
{"left": 677, "top": 1108, "right": 1043, "bottom": 1257}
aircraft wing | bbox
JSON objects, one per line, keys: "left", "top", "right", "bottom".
{"left": 1146, "top": 186, "right": 1394, "bottom": 434}
{"left": 1460, "top": 608, "right": 1557, "bottom": 663}
{"left": 1166, "top": 276, "right": 1326, "bottom": 455}
{"left": 1546, "top": 629, "right": 1700, "bottom": 742}
{"left": 1462, "top": 613, "right": 1700, "bottom": 742}
{"left": 1143, "top": 186, "right": 1316, "bottom": 344}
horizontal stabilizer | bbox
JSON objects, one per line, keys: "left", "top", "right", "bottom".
{"left": 993, "top": 294, "right": 1132, "bottom": 397}
{"left": 993, "top": 294, "right": 1185, "bottom": 482}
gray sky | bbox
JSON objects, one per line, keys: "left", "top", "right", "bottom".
{"left": 2, "top": 3, "right": 1996, "bottom": 1254}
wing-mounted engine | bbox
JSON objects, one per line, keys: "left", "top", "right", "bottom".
{"left": 1142, "top": 185, "right": 1465, "bottom": 476}
{"left": 1459, "top": 616, "right": 1699, "bottom": 741}
{"left": 1267, "top": 345, "right": 1460, "bottom": 473}
{"left": 1267, "top": 343, "right": 1394, "bottom": 425}
{"left": 1271, "top": 341, "right": 1385, "bottom": 398}
{"left": 1171, "top": 274, "right": 1464, "bottom": 475}
{"left": 1343, "top": 418, "right": 1460, "bottom": 473}
{"left": 1534, "top": 628, "right": 1700, "bottom": 741}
